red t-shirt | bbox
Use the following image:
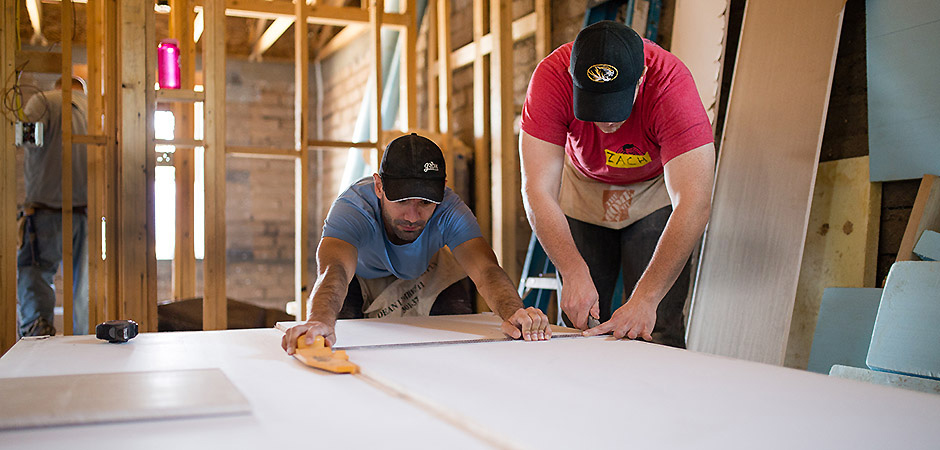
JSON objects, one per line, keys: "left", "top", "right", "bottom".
{"left": 521, "top": 40, "right": 713, "bottom": 186}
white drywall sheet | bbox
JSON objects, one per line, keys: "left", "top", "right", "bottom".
{"left": 670, "top": 0, "right": 729, "bottom": 124}
{"left": 2, "top": 315, "right": 939, "bottom": 448}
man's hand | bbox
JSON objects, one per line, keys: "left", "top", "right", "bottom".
{"left": 560, "top": 271, "right": 601, "bottom": 330}
{"left": 281, "top": 321, "right": 336, "bottom": 355}
{"left": 501, "top": 307, "right": 552, "bottom": 341}
{"left": 583, "top": 296, "right": 657, "bottom": 340}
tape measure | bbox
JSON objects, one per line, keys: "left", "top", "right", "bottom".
{"left": 95, "top": 320, "right": 139, "bottom": 343}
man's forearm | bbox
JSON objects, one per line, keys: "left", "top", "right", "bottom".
{"left": 630, "top": 204, "right": 709, "bottom": 306}
{"left": 523, "top": 190, "right": 590, "bottom": 280}
{"left": 477, "top": 265, "right": 526, "bottom": 320}
{"left": 306, "top": 265, "right": 351, "bottom": 326}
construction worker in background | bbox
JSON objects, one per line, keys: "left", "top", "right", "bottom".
{"left": 283, "top": 133, "right": 550, "bottom": 353}
{"left": 519, "top": 21, "right": 716, "bottom": 347}
{"left": 16, "top": 76, "right": 89, "bottom": 337}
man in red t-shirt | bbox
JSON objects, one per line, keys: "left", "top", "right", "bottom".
{"left": 519, "top": 21, "right": 715, "bottom": 347}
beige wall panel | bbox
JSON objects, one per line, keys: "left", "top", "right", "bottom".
{"left": 785, "top": 156, "right": 881, "bottom": 370}
{"left": 687, "top": 0, "right": 846, "bottom": 365}
{"left": 670, "top": 0, "right": 729, "bottom": 124}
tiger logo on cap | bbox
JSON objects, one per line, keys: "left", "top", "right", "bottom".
{"left": 587, "top": 64, "right": 618, "bottom": 83}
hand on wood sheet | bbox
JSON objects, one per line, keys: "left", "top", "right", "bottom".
{"left": 582, "top": 297, "right": 656, "bottom": 341}
{"left": 560, "top": 272, "right": 601, "bottom": 330}
{"left": 282, "top": 321, "right": 337, "bottom": 355}
{"left": 501, "top": 307, "right": 552, "bottom": 341}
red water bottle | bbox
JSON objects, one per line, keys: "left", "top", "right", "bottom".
{"left": 158, "top": 39, "right": 181, "bottom": 89}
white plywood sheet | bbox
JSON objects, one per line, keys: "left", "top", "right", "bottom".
{"left": 0, "top": 369, "right": 250, "bottom": 430}
{"left": 670, "top": 0, "right": 729, "bottom": 124}
{"left": 688, "top": 0, "right": 846, "bottom": 365}
{"left": 276, "top": 313, "right": 581, "bottom": 349}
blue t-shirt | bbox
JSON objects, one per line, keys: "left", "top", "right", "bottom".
{"left": 322, "top": 177, "right": 483, "bottom": 280}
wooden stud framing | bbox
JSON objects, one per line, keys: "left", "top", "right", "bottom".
{"left": 535, "top": 0, "right": 551, "bottom": 59}
{"left": 118, "top": 0, "right": 158, "bottom": 330}
{"left": 436, "top": 0, "right": 451, "bottom": 133}
{"left": 489, "top": 0, "right": 519, "bottom": 282}
{"left": 61, "top": 0, "right": 75, "bottom": 335}
{"left": 170, "top": 0, "right": 198, "bottom": 301}
{"left": 103, "top": 0, "right": 120, "bottom": 324}
{"left": 450, "top": 12, "right": 538, "bottom": 70}
{"left": 401, "top": 0, "right": 417, "bottom": 130}
{"left": 371, "top": 0, "right": 385, "bottom": 162}
{"left": 425, "top": 0, "right": 438, "bottom": 132}
{"left": 295, "top": 0, "right": 310, "bottom": 321}
{"left": 472, "top": 0, "right": 490, "bottom": 243}
{"left": 85, "top": 0, "right": 102, "bottom": 331}
{"left": 1, "top": 0, "right": 18, "bottom": 353}
{"left": 203, "top": 0, "right": 227, "bottom": 330}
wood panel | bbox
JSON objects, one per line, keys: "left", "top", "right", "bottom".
{"left": 203, "top": 0, "right": 227, "bottom": 330}
{"left": 785, "top": 156, "right": 881, "bottom": 370}
{"left": 118, "top": 0, "right": 158, "bottom": 330}
{"left": 489, "top": 0, "right": 519, "bottom": 283}
{"left": 294, "top": 0, "right": 310, "bottom": 321}
{"left": 687, "top": 0, "right": 846, "bottom": 365}
{"left": 897, "top": 175, "right": 940, "bottom": 262}
{"left": 1, "top": 0, "right": 18, "bottom": 354}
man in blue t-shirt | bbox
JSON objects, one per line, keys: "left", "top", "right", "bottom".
{"left": 282, "top": 134, "right": 550, "bottom": 352}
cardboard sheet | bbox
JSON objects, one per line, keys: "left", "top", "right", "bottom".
{"left": 0, "top": 369, "right": 250, "bottom": 430}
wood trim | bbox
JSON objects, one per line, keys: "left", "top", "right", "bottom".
{"left": 202, "top": 0, "right": 227, "bottom": 330}
{"left": 295, "top": 0, "right": 310, "bottom": 321}
{"left": 489, "top": 0, "right": 519, "bottom": 283}
{"left": 1, "top": 0, "right": 18, "bottom": 354}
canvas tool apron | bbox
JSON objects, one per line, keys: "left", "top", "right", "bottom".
{"left": 358, "top": 247, "right": 468, "bottom": 318}
{"left": 559, "top": 155, "right": 672, "bottom": 229}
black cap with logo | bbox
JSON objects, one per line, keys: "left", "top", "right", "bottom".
{"left": 379, "top": 133, "right": 446, "bottom": 204}
{"left": 570, "top": 21, "right": 645, "bottom": 123}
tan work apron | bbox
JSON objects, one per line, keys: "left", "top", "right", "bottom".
{"left": 358, "top": 247, "right": 468, "bottom": 318}
{"left": 559, "top": 155, "right": 672, "bottom": 230}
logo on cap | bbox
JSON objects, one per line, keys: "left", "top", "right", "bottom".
{"left": 587, "top": 64, "right": 618, "bottom": 83}
{"left": 424, "top": 162, "right": 439, "bottom": 173}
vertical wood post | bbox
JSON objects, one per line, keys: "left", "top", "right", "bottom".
{"left": 203, "top": 0, "right": 227, "bottom": 330}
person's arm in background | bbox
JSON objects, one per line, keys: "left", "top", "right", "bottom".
{"left": 519, "top": 131, "right": 601, "bottom": 330}
{"left": 584, "top": 143, "right": 715, "bottom": 340}
{"left": 451, "top": 237, "right": 551, "bottom": 341}
{"left": 281, "top": 236, "right": 358, "bottom": 353}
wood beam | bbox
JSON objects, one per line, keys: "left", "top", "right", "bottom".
{"left": 203, "top": 0, "right": 227, "bottom": 330}
{"left": 118, "top": 0, "right": 158, "bottom": 331}
{"left": 535, "top": 0, "right": 551, "bottom": 59}
{"left": 315, "top": 24, "right": 363, "bottom": 61}
{"left": 61, "top": 0, "right": 75, "bottom": 335}
{"left": 2, "top": 0, "right": 19, "bottom": 354}
{"left": 15, "top": 50, "right": 61, "bottom": 73}
{"left": 250, "top": 17, "right": 292, "bottom": 61}
{"left": 370, "top": 0, "right": 384, "bottom": 163}
{"left": 85, "top": 0, "right": 102, "bottom": 330}
{"left": 436, "top": 0, "right": 451, "bottom": 133}
{"left": 425, "top": 0, "right": 437, "bottom": 132}
{"left": 472, "top": 0, "right": 491, "bottom": 252}
{"left": 170, "top": 0, "right": 197, "bottom": 301}
{"left": 451, "top": 12, "right": 537, "bottom": 70}
{"left": 294, "top": 0, "right": 310, "bottom": 321}
{"left": 190, "top": 0, "right": 409, "bottom": 28}
{"left": 103, "top": 0, "right": 120, "bottom": 324}
{"left": 400, "top": 0, "right": 417, "bottom": 130}
{"left": 490, "top": 0, "right": 519, "bottom": 282}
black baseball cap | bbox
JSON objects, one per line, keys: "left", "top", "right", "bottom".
{"left": 570, "top": 21, "right": 645, "bottom": 123}
{"left": 379, "top": 133, "right": 446, "bottom": 204}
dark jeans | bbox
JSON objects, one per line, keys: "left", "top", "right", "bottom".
{"left": 566, "top": 206, "right": 690, "bottom": 348}
{"left": 337, "top": 277, "right": 474, "bottom": 319}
